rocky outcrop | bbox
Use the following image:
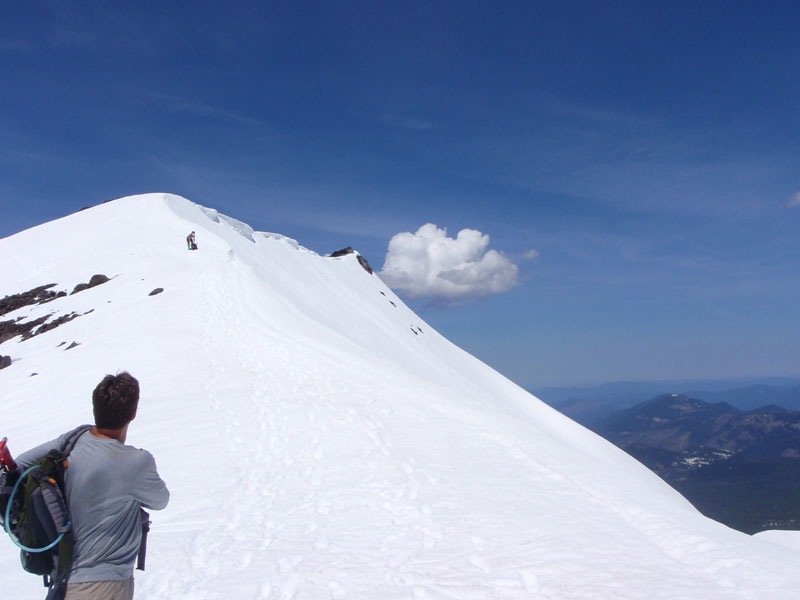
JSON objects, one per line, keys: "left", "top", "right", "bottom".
{"left": 329, "top": 247, "right": 374, "bottom": 274}
{"left": 0, "top": 312, "right": 81, "bottom": 344}
{"left": 357, "top": 255, "right": 373, "bottom": 274}
{"left": 330, "top": 246, "right": 355, "bottom": 258}
{"left": 149, "top": 288, "right": 164, "bottom": 296}
{"left": 0, "top": 355, "right": 11, "bottom": 370}
{"left": 0, "top": 280, "right": 100, "bottom": 345}
{"left": 0, "top": 284, "right": 65, "bottom": 317}
{"left": 71, "top": 274, "right": 110, "bottom": 295}
{"left": 0, "top": 316, "right": 45, "bottom": 344}
{"left": 31, "top": 312, "right": 80, "bottom": 338}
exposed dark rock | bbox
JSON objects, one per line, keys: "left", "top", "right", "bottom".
{"left": 0, "top": 355, "right": 11, "bottom": 370}
{"left": 0, "top": 318, "right": 23, "bottom": 344}
{"left": 21, "top": 316, "right": 49, "bottom": 339}
{"left": 356, "top": 255, "right": 373, "bottom": 274}
{"left": 31, "top": 313, "right": 80, "bottom": 338}
{"left": 65, "top": 341, "right": 80, "bottom": 350}
{"left": 329, "top": 247, "right": 374, "bottom": 274}
{"left": 0, "top": 316, "right": 46, "bottom": 344}
{"left": 0, "top": 311, "right": 81, "bottom": 344}
{"left": 149, "top": 288, "right": 164, "bottom": 296}
{"left": 410, "top": 327, "right": 418, "bottom": 336}
{"left": 380, "top": 291, "right": 385, "bottom": 296}
{"left": 30, "top": 373, "right": 37, "bottom": 377}
{"left": 330, "top": 247, "right": 355, "bottom": 258}
{"left": 0, "top": 284, "right": 65, "bottom": 317}
{"left": 389, "top": 301, "right": 396, "bottom": 308}
{"left": 77, "top": 199, "right": 112, "bottom": 213}
{"left": 71, "top": 274, "right": 110, "bottom": 295}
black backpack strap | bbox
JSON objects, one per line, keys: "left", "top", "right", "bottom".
{"left": 136, "top": 509, "right": 151, "bottom": 571}
{"left": 45, "top": 575, "right": 68, "bottom": 600}
{"left": 40, "top": 425, "right": 92, "bottom": 598}
{"left": 58, "top": 425, "right": 93, "bottom": 458}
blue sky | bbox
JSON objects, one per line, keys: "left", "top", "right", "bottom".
{"left": 2, "top": 1, "right": 799, "bottom": 386}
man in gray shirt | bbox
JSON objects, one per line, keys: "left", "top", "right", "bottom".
{"left": 16, "top": 372, "right": 169, "bottom": 600}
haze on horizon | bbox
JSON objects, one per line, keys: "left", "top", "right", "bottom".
{"left": 1, "top": 1, "right": 798, "bottom": 387}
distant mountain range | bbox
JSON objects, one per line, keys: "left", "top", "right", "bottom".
{"left": 600, "top": 394, "right": 800, "bottom": 458}
{"left": 538, "top": 390, "right": 800, "bottom": 534}
{"left": 533, "top": 378, "right": 800, "bottom": 415}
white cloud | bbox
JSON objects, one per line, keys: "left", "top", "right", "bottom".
{"left": 523, "top": 249, "right": 540, "bottom": 260}
{"left": 788, "top": 192, "right": 800, "bottom": 207}
{"left": 379, "top": 224, "right": 520, "bottom": 302}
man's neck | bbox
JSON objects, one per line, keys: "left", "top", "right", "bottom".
{"left": 91, "top": 424, "right": 128, "bottom": 444}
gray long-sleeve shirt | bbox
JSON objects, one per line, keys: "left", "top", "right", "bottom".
{"left": 16, "top": 426, "right": 169, "bottom": 583}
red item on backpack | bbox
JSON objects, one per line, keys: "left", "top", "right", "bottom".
{"left": 0, "top": 438, "right": 16, "bottom": 472}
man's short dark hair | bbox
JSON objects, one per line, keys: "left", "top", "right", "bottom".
{"left": 93, "top": 372, "right": 139, "bottom": 429}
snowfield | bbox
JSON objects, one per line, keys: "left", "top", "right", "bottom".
{"left": 1, "top": 194, "right": 797, "bottom": 599}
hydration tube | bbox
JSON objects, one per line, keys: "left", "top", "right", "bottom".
{"left": 3, "top": 463, "right": 66, "bottom": 553}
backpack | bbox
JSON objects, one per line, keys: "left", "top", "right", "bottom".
{"left": 1, "top": 424, "right": 92, "bottom": 600}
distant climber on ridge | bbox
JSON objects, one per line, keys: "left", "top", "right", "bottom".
{"left": 186, "top": 231, "right": 197, "bottom": 250}
{"left": 14, "top": 372, "right": 170, "bottom": 600}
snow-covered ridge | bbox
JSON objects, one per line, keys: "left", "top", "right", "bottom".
{"left": 1, "top": 194, "right": 798, "bottom": 599}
